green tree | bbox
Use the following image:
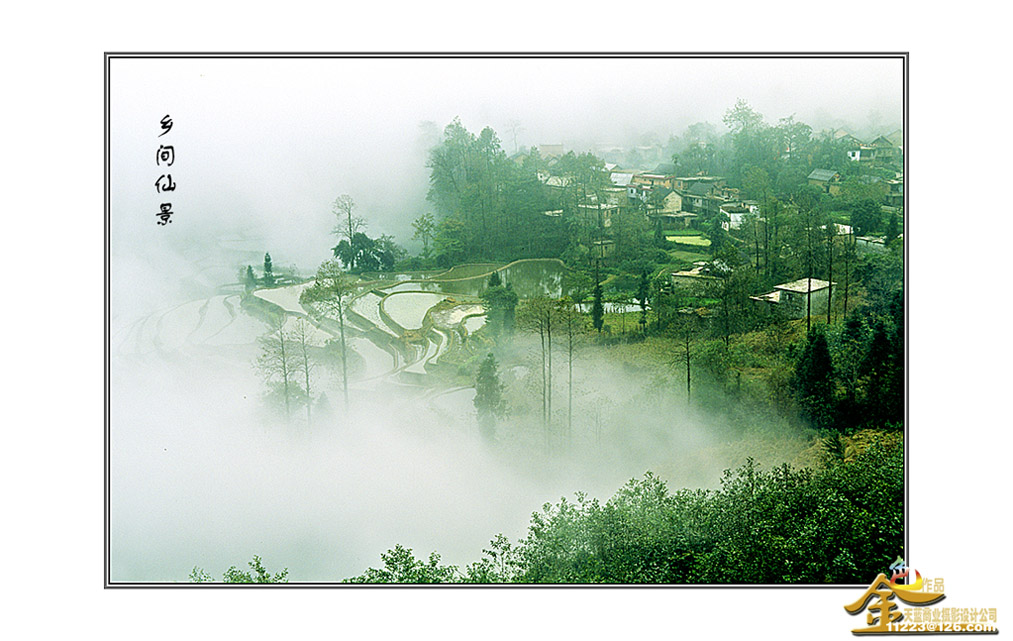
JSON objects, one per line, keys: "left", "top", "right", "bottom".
{"left": 832, "top": 316, "right": 868, "bottom": 427}
{"left": 591, "top": 277, "right": 604, "bottom": 333}
{"left": 723, "top": 99, "right": 777, "bottom": 184}
{"left": 376, "top": 235, "right": 406, "bottom": 270}
{"left": 333, "top": 232, "right": 396, "bottom": 273}
{"left": 411, "top": 213, "right": 437, "bottom": 259}
{"left": 344, "top": 545, "right": 459, "bottom": 584}
{"left": 860, "top": 318, "right": 903, "bottom": 427}
{"left": 487, "top": 270, "right": 501, "bottom": 288}
{"left": 885, "top": 211, "right": 900, "bottom": 246}
{"left": 463, "top": 534, "right": 521, "bottom": 583}
{"left": 474, "top": 353, "right": 506, "bottom": 439}
{"left": 707, "top": 251, "right": 754, "bottom": 351}
{"left": 244, "top": 265, "right": 257, "bottom": 291}
{"left": 791, "top": 327, "right": 836, "bottom": 429}
{"left": 742, "top": 166, "right": 772, "bottom": 201}
{"left": 563, "top": 270, "right": 593, "bottom": 309}
{"left": 190, "top": 555, "right": 289, "bottom": 583}
{"left": 723, "top": 98, "right": 765, "bottom": 135}
{"left": 426, "top": 119, "right": 515, "bottom": 260}
{"left": 706, "top": 214, "right": 730, "bottom": 252}
{"left": 433, "top": 217, "right": 468, "bottom": 267}
{"left": 776, "top": 115, "right": 813, "bottom": 165}
{"left": 480, "top": 282, "right": 518, "bottom": 338}
{"left": 262, "top": 252, "right": 275, "bottom": 286}
{"left": 851, "top": 198, "right": 883, "bottom": 236}
{"left": 636, "top": 269, "right": 650, "bottom": 333}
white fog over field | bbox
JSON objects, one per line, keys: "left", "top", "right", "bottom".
{"left": 112, "top": 269, "right": 811, "bottom": 581}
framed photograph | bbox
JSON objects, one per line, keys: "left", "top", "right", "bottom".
{"left": 106, "top": 53, "right": 905, "bottom": 586}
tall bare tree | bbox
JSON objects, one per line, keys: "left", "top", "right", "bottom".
{"left": 301, "top": 261, "right": 356, "bottom": 409}
{"left": 291, "top": 317, "right": 317, "bottom": 426}
{"left": 673, "top": 314, "right": 695, "bottom": 402}
{"left": 825, "top": 222, "right": 836, "bottom": 323}
{"left": 555, "top": 299, "right": 585, "bottom": 439}
{"left": 332, "top": 194, "right": 365, "bottom": 243}
{"left": 256, "top": 316, "right": 300, "bottom": 419}
{"left": 842, "top": 226, "right": 856, "bottom": 321}
{"left": 517, "top": 297, "right": 557, "bottom": 433}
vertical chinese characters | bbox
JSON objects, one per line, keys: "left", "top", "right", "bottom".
{"left": 155, "top": 114, "right": 176, "bottom": 225}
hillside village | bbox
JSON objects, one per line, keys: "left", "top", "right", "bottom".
{"left": 506, "top": 114, "right": 902, "bottom": 327}
{"left": 245, "top": 100, "right": 905, "bottom": 441}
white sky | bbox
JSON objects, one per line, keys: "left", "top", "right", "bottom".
{"left": 109, "top": 55, "right": 902, "bottom": 274}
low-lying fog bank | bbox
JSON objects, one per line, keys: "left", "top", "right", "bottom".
{"left": 110, "top": 265, "right": 813, "bottom": 583}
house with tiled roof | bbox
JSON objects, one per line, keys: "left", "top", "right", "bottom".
{"left": 869, "top": 135, "right": 901, "bottom": 164}
{"left": 808, "top": 169, "right": 842, "bottom": 195}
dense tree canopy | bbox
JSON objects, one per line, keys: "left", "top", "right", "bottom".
{"left": 346, "top": 440, "right": 903, "bottom": 584}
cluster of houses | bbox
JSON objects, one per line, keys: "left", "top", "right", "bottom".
{"left": 522, "top": 137, "right": 900, "bottom": 319}
{"left": 528, "top": 136, "right": 902, "bottom": 240}
{"left": 527, "top": 149, "right": 761, "bottom": 235}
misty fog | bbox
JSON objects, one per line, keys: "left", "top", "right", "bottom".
{"left": 109, "top": 55, "right": 901, "bottom": 582}
{"left": 111, "top": 305, "right": 809, "bottom": 581}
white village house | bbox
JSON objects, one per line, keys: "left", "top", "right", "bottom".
{"left": 751, "top": 278, "right": 835, "bottom": 319}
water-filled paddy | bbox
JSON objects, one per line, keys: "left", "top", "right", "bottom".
{"left": 350, "top": 292, "right": 397, "bottom": 336}
{"left": 381, "top": 292, "right": 445, "bottom": 329}
{"left": 253, "top": 282, "right": 314, "bottom": 314}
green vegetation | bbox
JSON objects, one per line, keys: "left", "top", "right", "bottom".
{"left": 201, "top": 436, "right": 900, "bottom": 584}
{"left": 345, "top": 437, "right": 901, "bottom": 583}
{"left": 190, "top": 555, "right": 289, "bottom": 584}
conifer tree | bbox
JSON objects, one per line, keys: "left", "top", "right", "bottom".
{"left": 637, "top": 269, "right": 650, "bottom": 333}
{"left": 263, "top": 253, "right": 275, "bottom": 286}
{"left": 591, "top": 280, "right": 604, "bottom": 333}
{"left": 791, "top": 328, "right": 835, "bottom": 429}
{"left": 474, "top": 353, "right": 506, "bottom": 439}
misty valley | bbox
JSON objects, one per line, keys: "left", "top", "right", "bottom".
{"left": 111, "top": 98, "right": 904, "bottom": 584}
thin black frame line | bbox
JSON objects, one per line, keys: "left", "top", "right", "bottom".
{"left": 903, "top": 52, "right": 910, "bottom": 573}
{"left": 104, "top": 52, "right": 908, "bottom": 589}
{"left": 104, "top": 51, "right": 112, "bottom": 590}
{"left": 103, "top": 51, "right": 907, "bottom": 59}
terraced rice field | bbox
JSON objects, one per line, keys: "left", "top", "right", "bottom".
{"left": 253, "top": 282, "right": 314, "bottom": 314}
{"left": 431, "top": 303, "right": 485, "bottom": 328}
{"left": 381, "top": 292, "right": 445, "bottom": 330}
{"left": 350, "top": 292, "right": 397, "bottom": 336}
